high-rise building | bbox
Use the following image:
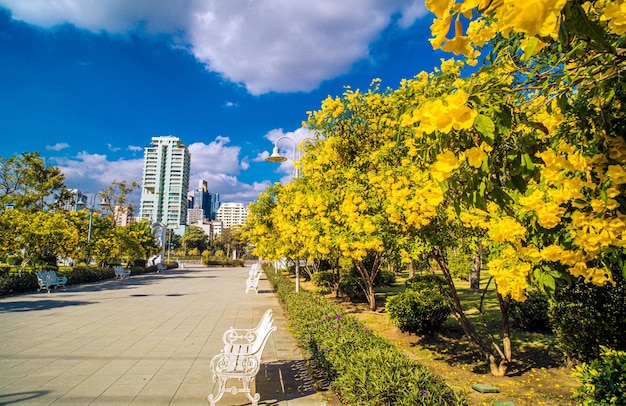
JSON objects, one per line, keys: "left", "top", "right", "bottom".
{"left": 187, "top": 180, "right": 220, "bottom": 223}
{"left": 215, "top": 202, "right": 248, "bottom": 229}
{"left": 138, "top": 135, "right": 191, "bottom": 235}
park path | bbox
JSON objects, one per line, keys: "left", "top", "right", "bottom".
{"left": 0, "top": 264, "right": 336, "bottom": 405}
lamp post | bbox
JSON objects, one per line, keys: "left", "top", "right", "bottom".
{"left": 77, "top": 193, "right": 99, "bottom": 264}
{"left": 265, "top": 136, "right": 316, "bottom": 292}
{"left": 152, "top": 222, "right": 167, "bottom": 265}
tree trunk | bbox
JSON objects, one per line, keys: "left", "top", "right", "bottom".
{"left": 431, "top": 246, "right": 510, "bottom": 376}
{"left": 470, "top": 243, "right": 482, "bottom": 292}
{"left": 353, "top": 254, "right": 381, "bottom": 311}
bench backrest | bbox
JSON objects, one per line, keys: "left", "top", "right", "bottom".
{"left": 223, "top": 309, "right": 274, "bottom": 346}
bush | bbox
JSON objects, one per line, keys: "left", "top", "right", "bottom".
{"left": 265, "top": 266, "right": 465, "bottom": 405}
{"left": 374, "top": 269, "right": 396, "bottom": 286}
{"left": 386, "top": 289, "right": 450, "bottom": 334}
{"left": 0, "top": 273, "right": 38, "bottom": 296}
{"left": 509, "top": 290, "right": 552, "bottom": 332}
{"left": 573, "top": 346, "right": 626, "bottom": 405}
{"left": 549, "top": 275, "right": 626, "bottom": 363}
{"left": 311, "top": 271, "right": 335, "bottom": 289}
{"left": 338, "top": 276, "right": 366, "bottom": 301}
{"left": 406, "top": 273, "right": 448, "bottom": 294}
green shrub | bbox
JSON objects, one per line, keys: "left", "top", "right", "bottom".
{"left": 375, "top": 269, "right": 396, "bottom": 286}
{"left": 0, "top": 273, "right": 38, "bottom": 296}
{"left": 264, "top": 266, "right": 465, "bottom": 405}
{"left": 311, "top": 270, "right": 335, "bottom": 288}
{"left": 386, "top": 289, "right": 450, "bottom": 334}
{"left": 549, "top": 275, "right": 626, "bottom": 363}
{"left": 406, "top": 273, "right": 447, "bottom": 293}
{"left": 338, "top": 276, "right": 365, "bottom": 301}
{"left": 509, "top": 290, "right": 551, "bottom": 332}
{"left": 573, "top": 346, "right": 626, "bottom": 405}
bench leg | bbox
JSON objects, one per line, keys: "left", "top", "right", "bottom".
{"left": 208, "top": 375, "right": 260, "bottom": 406}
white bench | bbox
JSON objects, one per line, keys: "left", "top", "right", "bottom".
{"left": 208, "top": 309, "right": 277, "bottom": 406}
{"left": 245, "top": 270, "right": 263, "bottom": 294}
{"left": 36, "top": 270, "right": 67, "bottom": 293}
{"left": 113, "top": 265, "right": 131, "bottom": 279}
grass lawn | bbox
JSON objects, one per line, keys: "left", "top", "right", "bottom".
{"left": 299, "top": 270, "right": 580, "bottom": 406}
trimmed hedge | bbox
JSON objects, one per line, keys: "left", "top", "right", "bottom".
{"left": 386, "top": 289, "right": 450, "bottom": 335}
{"left": 264, "top": 265, "right": 466, "bottom": 406}
{"left": 0, "top": 263, "right": 173, "bottom": 297}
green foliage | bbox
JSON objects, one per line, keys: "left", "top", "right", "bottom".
{"left": 549, "top": 276, "right": 626, "bottom": 363}
{"left": 0, "top": 272, "right": 38, "bottom": 296}
{"left": 338, "top": 275, "right": 366, "bottom": 301}
{"left": 406, "top": 274, "right": 447, "bottom": 293}
{"left": 375, "top": 269, "right": 396, "bottom": 286}
{"left": 386, "top": 290, "right": 450, "bottom": 335}
{"left": 447, "top": 248, "right": 472, "bottom": 280}
{"left": 509, "top": 290, "right": 551, "bottom": 332}
{"left": 311, "top": 270, "right": 335, "bottom": 289}
{"left": 573, "top": 346, "right": 626, "bottom": 406}
{"left": 265, "top": 266, "right": 465, "bottom": 405}
{"left": 65, "top": 266, "right": 114, "bottom": 284}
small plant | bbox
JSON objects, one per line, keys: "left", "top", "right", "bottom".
{"left": 338, "top": 276, "right": 366, "bottom": 301}
{"left": 573, "top": 346, "right": 626, "bottom": 405}
{"left": 386, "top": 289, "right": 450, "bottom": 334}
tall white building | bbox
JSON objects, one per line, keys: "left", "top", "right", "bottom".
{"left": 138, "top": 135, "right": 191, "bottom": 235}
{"left": 215, "top": 203, "right": 248, "bottom": 229}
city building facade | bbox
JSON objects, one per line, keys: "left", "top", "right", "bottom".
{"left": 138, "top": 135, "right": 191, "bottom": 235}
{"left": 215, "top": 202, "right": 248, "bottom": 229}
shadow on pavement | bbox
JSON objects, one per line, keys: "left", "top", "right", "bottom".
{"left": 0, "top": 390, "right": 51, "bottom": 404}
{"left": 0, "top": 299, "right": 94, "bottom": 313}
{"left": 256, "top": 360, "right": 319, "bottom": 403}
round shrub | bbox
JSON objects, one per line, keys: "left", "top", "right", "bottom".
{"left": 509, "top": 290, "right": 551, "bottom": 332}
{"left": 386, "top": 289, "right": 450, "bottom": 335}
{"left": 549, "top": 275, "right": 626, "bottom": 363}
{"left": 406, "top": 273, "right": 447, "bottom": 294}
{"left": 311, "top": 270, "right": 335, "bottom": 289}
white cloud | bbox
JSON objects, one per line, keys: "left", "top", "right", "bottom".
{"left": 51, "top": 152, "right": 144, "bottom": 192}
{"left": 0, "top": 0, "right": 427, "bottom": 94}
{"left": 46, "top": 142, "right": 69, "bottom": 151}
{"left": 263, "top": 127, "right": 317, "bottom": 180}
{"left": 188, "top": 136, "right": 241, "bottom": 175}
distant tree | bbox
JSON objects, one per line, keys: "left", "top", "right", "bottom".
{"left": 98, "top": 180, "right": 139, "bottom": 222}
{"left": 182, "top": 225, "right": 208, "bottom": 254}
{"left": 0, "top": 152, "right": 68, "bottom": 212}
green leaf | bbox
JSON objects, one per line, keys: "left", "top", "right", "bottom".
{"left": 522, "top": 36, "right": 539, "bottom": 60}
{"left": 474, "top": 114, "right": 495, "bottom": 141}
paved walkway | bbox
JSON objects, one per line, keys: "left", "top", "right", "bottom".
{"left": 0, "top": 264, "right": 337, "bottom": 405}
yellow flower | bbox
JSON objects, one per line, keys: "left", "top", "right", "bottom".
{"left": 465, "top": 146, "right": 486, "bottom": 168}
{"left": 432, "top": 150, "right": 460, "bottom": 181}
{"left": 606, "top": 165, "right": 626, "bottom": 185}
{"left": 601, "top": 0, "right": 626, "bottom": 35}
{"left": 540, "top": 245, "right": 563, "bottom": 262}
{"left": 536, "top": 201, "right": 565, "bottom": 229}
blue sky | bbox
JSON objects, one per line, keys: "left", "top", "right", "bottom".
{"left": 0, "top": 1, "right": 445, "bottom": 204}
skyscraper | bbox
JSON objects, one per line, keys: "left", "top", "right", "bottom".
{"left": 138, "top": 135, "right": 191, "bottom": 235}
{"left": 187, "top": 180, "right": 220, "bottom": 223}
{"left": 215, "top": 202, "right": 248, "bottom": 229}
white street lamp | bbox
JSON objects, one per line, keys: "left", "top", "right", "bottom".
{"left": 265, "top": 135, "right": 316, "bottom": 292}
